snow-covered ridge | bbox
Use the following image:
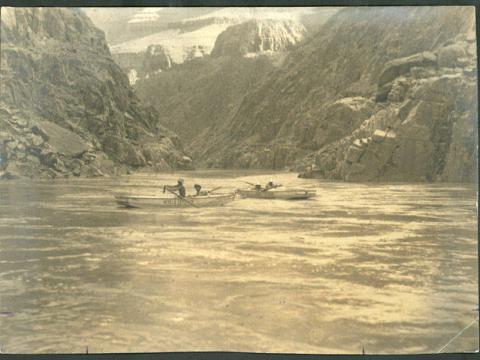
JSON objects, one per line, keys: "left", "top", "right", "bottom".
{"left": 128, "top": 8, "right": 161, "bottom": 24}
{"left": 110, "top": 7, "right": 322, "bottom": 56}
{"left": 109, "top": 7, "right": 338, "bottom": 85}
{"left": 124, "top": 7, "right": 319, "bottom": 25}
{"left": 180, "top": 7, "right": 318, "bottom": 23}
{"left": 110, "top": 22, "right": 231, "bottom": 62}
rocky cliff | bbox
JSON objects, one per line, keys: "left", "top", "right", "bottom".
{"left": 299, "top": 48, "right": 477, "bottom": 182}
{"left": 135, "top": 55, "right": 276, "bottom": 143}
{"left": 211, "top": 19, "right": 306, "bottom": 57}
{"left": 133, "top": 18, "right": 307, "bottom": 145}
{"left": 190, "top": 6, "right": 476, "bottom": 182}
{"left": 0, "top": 8, "right": 191, "bottom": 179}
{"left": 109, "top": 8, "right": 327, "bottom": 85}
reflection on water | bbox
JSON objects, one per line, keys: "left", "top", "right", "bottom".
{"left": 0, "top": 170, "right": 478, "bottom": 354}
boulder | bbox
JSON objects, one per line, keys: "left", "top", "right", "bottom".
{"left": 40, "top": 168, "right": 60, "bottom": 179}
{"left": 436, "top": 43, "right": 467, "bottom": 68}
{"left": 81, "top": 150, "right": 97, "bottom": 163}
{"left": 0, "top": 132, "right": 11, "bottom": 143}
{"left": 143, "top": 45, "right": 173, "bottom": 73}
{"left": 343, "top": 139, "right": 397, "bottom": 181}
{"left": 81, "top": 164, "right": 104, "bottom": 177}
{"left": 387, "top": 78, "right": 409, "bottom": 102}
{"left": 30, "top": 134, "right": 44, "bottom": 147}
{"left": 12, "top": 117, "right": 28, "bottom": 128}
{"left": 410, "top": 66, "right": 437, "bottom": 79}
{"left": 378, "top": 51, "right": 437, "bottom": 87}
{"left": 0, "top": 162, "right": 21, "bottom": 179}
{"left": 68, "top": 158, "right": 83, "bottom": 176}
{"left": 5, "top": 139, "right": 19, "bottom": 152}
{"left": 314, "top": 97, "right": 374, "bottom": 147}
{"left": 31, "top": 125, "right": 49, "bottom": 141}
{"left": 375, "top": 83, "right": 392, "bottom": 102}
{"left": 361, "top": 138, "right": 370, "bottom": 145}
{"left": 372, "top": 129, "right": 387, "bottom": 142}
{"left": 345, "top": 144, "right": 363, "bottom": 163}
{"left": 25, "top": 154, "right": 41, "bottom": 164}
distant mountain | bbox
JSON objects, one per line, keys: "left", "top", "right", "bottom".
{"left": 187, "top": 7, "right": 477, "bottom": 183}
{"left": 0, "top": 8, "right": 192, "bottom": 179}
{"left": 99, "top": 7, "right": 334, "bottom": 84}
{"left": 133, "top": 18, "right": 308, "bottom": 146}
{"left": 83, "top": 7, "right": 217, "bottom": 45}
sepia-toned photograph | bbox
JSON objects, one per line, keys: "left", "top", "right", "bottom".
{"left": 0, "top": 4, "right": 478, "bottom": 355}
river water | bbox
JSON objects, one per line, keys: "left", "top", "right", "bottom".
{"left": 0, "top": 171, "right": 477, "bottom": 354}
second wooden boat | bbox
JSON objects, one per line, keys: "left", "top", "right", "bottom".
{"left": 237, "top": 188, "right": 316, "bottom": 200}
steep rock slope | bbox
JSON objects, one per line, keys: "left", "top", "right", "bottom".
{"left": 193, "top": 7, "right": 477, "bottom": 182}
{"left": 0, "top": 8, "right": 191, "bottom": 179}
{"left": 211, "top": 19, "right": 306, "bottom": 57}
{"left": 300, "top": 49, "right": 477, "bottom": 182}
{"left": 134, "top": 18, "right": 307, "bottom": 145}
{"left": 135, "top": 55, "right": 276, "bottom": 143}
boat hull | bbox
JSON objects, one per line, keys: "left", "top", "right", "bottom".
{"left": 237, "top": 189, "right": 316, "bottom": 200}
{"left": 115, "top": 193, "right": 236, "bottom": 208}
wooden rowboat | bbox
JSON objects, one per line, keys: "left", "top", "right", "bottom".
{"left": 115, "top": 193, "right": 236, "bottom": 208}
{"left": 237, "top": 188, "right": 317, "bottom": 200}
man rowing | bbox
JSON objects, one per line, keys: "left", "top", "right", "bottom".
{"left": 163, "top": 178, "right": 186, "bottom": 198}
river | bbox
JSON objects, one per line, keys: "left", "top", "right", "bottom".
{"left": 0, "top": 171, "right": 477, "bottom": 354}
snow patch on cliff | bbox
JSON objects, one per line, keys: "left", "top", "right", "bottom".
{"left": 110, "top": 23, "right": 230, "bottom": 64}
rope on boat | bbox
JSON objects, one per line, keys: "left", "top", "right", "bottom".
{"left": 436, "top": 316, "right": 479, "bottom": 353}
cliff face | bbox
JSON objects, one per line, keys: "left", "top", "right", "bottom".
{"left": 0, "top": 8, "right": 191, "bottom": 179}
{"left": 110, "top": 14, "right": 235, "bottom": 79}
{"left": 300, "top": 49, "right": 477, "bottom": 182}
{"left": 133, "top": 18, "right": 307, "bottom": 145}
{"left": 211, "top": 19, "right": 306, "bottom": 57}
{"left": 135, "top": 55, "right": 276, "bottom": 144}
{"left": 190, "top": 7, "right": 477, "bottom": 182}
{"left": 110, "top": 8, "right": 328, "bottom": 86}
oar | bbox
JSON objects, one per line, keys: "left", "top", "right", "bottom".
{"left": 207, "top": 186, "right": 222, "bottom": 194}
{"left": 164, "top": 188, "right": 200, "bottom": 208}
{"left": 242, "top": 181, "right": 255, "bottom": 186}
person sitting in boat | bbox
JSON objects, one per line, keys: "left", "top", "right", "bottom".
{"left": 265, "top": 179, "right": 281, "bottom": 190}
{"left": 163, "top": 178, "right": 186, "bottom": 198}
{"left": 194, "top": 184, "right": 208, "bottom": 196}
{"left": 254, "top": 183, "right": 262, "bottom": 191}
